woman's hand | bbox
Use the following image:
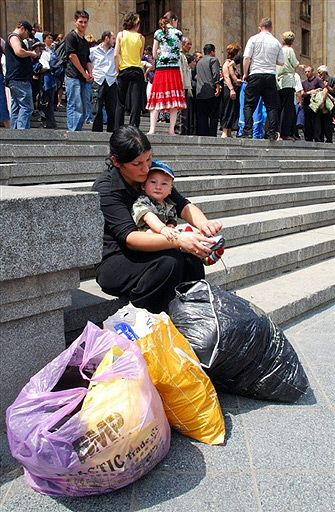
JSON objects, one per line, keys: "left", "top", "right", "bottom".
{"left": 178, "top": 231, "right": 216, "bottom": 259}
{"left": 199, "top": 219, "right": 222, "bottom": 237}
{"left": 230, "top": 89, "right": 236, "bottom": 100}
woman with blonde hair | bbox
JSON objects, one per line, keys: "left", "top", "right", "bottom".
{"left": 114, "top": 12, "right": 145, "bottom": 128}
{"left": 146, "top": 11, "right": 186, "bottom": 135}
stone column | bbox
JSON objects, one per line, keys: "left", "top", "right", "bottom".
{"left": 0, "top": 186, "right": 104, "bottom": 429}
{"left": 182, "top": 0, "right": 224, "bottom": 61}
{"left": 311, "top": 0, "right": 335, "bottom": 71}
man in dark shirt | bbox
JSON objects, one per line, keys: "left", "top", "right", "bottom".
{"left": 5, "top": 21, "right": 38, "bottom": 129}
{"left": 195, "top": 44, "right": 221, "bottom": 136}
{"left": 302, "top": 65, "right": 330, "bottom": 142}
{"left": 64, "top": 10, "right": 93, "bottom": 131}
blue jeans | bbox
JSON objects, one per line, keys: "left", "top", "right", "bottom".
{"left": 8, "top": 80, "right": 33, "bottom": 129}
{"left": 85, "top": 81, "right": 92, "bottom": 122}
{"left": 65, "top": 76, "right": 87, "bottom": 131}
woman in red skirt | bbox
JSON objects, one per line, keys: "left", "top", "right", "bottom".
{"left": 146, "top": 11, "right": 187, "bottom": 136}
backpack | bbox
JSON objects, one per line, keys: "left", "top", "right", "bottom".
{"left": 49, "top": 40, "right": 66, "bottom": 76}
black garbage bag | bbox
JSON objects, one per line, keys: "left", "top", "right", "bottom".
{"left": 168, "top": 280, "right": 309, "bottom": 402}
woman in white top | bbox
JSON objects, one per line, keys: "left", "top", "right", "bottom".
{"left": 276, "top": 31, "right": 304, "bottom": 140}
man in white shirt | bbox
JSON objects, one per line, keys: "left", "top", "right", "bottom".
{"left": 90, "top": 30, "right": 116, "bottom": 132}
{"left": 242, "top": 18, "right": 284, "bottom": 140}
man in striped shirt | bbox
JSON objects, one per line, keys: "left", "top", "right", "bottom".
{"left": 242, "top": 18, "right": 284, "bottom": 141}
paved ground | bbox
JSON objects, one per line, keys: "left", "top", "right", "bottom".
{"left": 1, "top": 304, "right": 334, "bottom": 512}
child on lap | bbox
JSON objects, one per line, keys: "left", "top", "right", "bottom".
{"left": 131, "top": 161, "right": 224, "bottom": 265}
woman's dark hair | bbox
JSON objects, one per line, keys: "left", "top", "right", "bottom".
{"left": 109, "top": 126, "right": 151, "bottom": 164}
{"left": 123, "top": 12, "right": 140, "bottom": 30}
{"left": 159, "top": 11, "right": 178, "bottom": 35}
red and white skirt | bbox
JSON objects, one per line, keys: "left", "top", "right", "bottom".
{"left": 146, "top": 68, "right": 187, "bottom": 112}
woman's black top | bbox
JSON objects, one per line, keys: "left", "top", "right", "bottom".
{"left": 92, "top": 166, "right": 190, "bottom": 260}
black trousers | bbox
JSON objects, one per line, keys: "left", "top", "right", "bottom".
{"left": 278, "top": 87, "right": 295, "bottom": 137}
{"left": 115, "top": 67, "right": 144, "bottom": 128}
{"left": 303, "top": 97, "right": 323, "bottom": 142}
{"left": 175, "top": 90, "right": 193, "bottom": 135}
{"left": 95, "top": 249, "right": 205, "bottom": 314}
{"left": 92, "top": 80, "right": 117, "bottom": 132}
{"left": 243, "top": 73, "right": 279, "bottom": 138}
{"left": 320, "top": 112, "right": 333, "bottom": 143}
{"left": 196, "top": 96, "right": 219, "bottom": 136}
{"left": 41, "top": 87, "right": 57, "bottom": 128}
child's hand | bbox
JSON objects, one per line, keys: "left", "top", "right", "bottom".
{"left": 160, "top": 226, "right": 179, "bottom": 242}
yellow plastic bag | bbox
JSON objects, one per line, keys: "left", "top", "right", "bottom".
{"left": 136, "top": 314, "right": 225, "bottom": 445}
{"left": 80, "top": 328, "right": 171, "bottom": 491}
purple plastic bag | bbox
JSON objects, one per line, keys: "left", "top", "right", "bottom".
{"left": 6, "top": 321, "right": 170, "bottom": 497}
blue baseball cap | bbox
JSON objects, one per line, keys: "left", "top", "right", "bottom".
{"left": 149, "top": 160, "right": 175, "bottom": 179}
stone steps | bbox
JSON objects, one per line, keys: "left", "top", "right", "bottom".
{"left": 205, "top": 225, "right": 335, "bottom": 288}
{"left": 28, "top": 181, "right": 335, "bottom": 218}
{"left": 76, "top": 202, "right": 335, "bottom": 281}
{"left": 1, "top": 128, "right": 334, "bottom": 151}
{"left": 64, "top": 226, "right": 335, "bottom": 342}
{"left": 177, "top": 172, "right": 335, "bottom": 195}
{"left": 215, "top": 203, "right": 335, "bottom": 247}
{"left": 1, "top": 129, "right": 334, "bottom": 344}
{"left": 192, "top": 185, "right": 335, "bottom": 217}
{"left": 2, "top": 160, "right": 335, "bottom": 185}
{"left": 31, "top": 171, "right": 335, "bottom": 195}
{"left": 2, "top": 141, "right": 334, "bottom": 162}
{"left": 236, "top": 258, "right": 335, "bottom": 325}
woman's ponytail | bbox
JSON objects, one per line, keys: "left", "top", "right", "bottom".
{"left": 159, "top": 11, "right": 178, "bottom": 35}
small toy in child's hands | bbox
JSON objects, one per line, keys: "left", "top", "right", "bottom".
{"left": 203, "top": 235, "right": 225, "bottom": 266}
{"left": 184, "top": 226, "right": 225, "bottom": 266}
{"left": 201, "top": 235, "right": 226, "bottom": 251}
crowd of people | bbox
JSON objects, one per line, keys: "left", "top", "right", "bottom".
{"left": 1, "top": 13, "right": 334, "bottom": 142}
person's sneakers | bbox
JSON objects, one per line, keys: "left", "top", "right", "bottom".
{"left": 268, "top": 133, "right": 278, "bottom": 141}
{"left": 240, "top": 133, "right": 253, "bottom": 139}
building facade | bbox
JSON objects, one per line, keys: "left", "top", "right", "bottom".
{"left": 1, "top": 0, "right": 334, "bottom": 73}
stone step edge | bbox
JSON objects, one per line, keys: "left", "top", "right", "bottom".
{"left": 2, "top": 143, "right": 334, "bottom": 159}
{"left": 0, "top": 128, "right": 334, "bottom": 149}
{"left": 64, "top": 258, "right": 335, "bottom": 343}
{"left": 32, "top": 171, "right": 335, "bottom": 189}
{"left": 205, "top": 225, "right": 335, "bottom": 287}
{"left": 78, "top": 204, "right": 335, "bottom": 280}
{"left": 236, "top": 257, "right": 335, "bottom": 325}
{"left": 3, "top": 162, "right": 335, "bottom": 180}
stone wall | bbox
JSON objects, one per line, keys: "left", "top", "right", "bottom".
{"left": 0, "top": 185, "right": 104, "bottom": 429}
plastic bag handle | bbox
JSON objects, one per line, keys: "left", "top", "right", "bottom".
{"left": 89, "top": 349, "right": 142, "bottom": 382}
{"left": 78, "top": 323, "right": 117, "bottom": 379}
{"left": 78, "top": 322, "right": 142, "bottom": 382}
{"left": 39, "top": 387, "right": 88, "bottom": 437}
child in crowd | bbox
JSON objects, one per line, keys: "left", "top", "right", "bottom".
{"left": 131, "top": 161, "right": 224, "bottom": 265}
